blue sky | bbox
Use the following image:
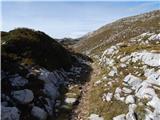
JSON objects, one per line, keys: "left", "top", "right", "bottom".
{"left": 1, "top": 1, "right": 160, "bottom": 38}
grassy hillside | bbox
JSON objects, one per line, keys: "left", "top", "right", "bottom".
{"left": 75, "top": 10, "right": 160, "bottom": 55}
{"left": 1, "top": 28, "right": 93, "bottom": 120}
{"left": 1, "top": 28, "right": 73, "bottom": 71}
{"left": 72, "top": 10, "right": 160, "bottom": 120}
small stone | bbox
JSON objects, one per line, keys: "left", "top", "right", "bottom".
{"left": 89, "top": 114, "right": 104, "bottom": 120}
{"left": 126, "top": 112, "right": 137, "bottom": 120}
{"left": 113, "top": 114, "right": 126, "bottom": 120}
{"left": 2, "top": 106, "right": 20, "bottom": 120}
{"left": 114, "top": 87, "right": 125, "bottom": 102}
{"left": 123, "top": 74, "right": 142, "bottom": 90}
{"left": 120, "top": 63, "right": 126, "bottom": 68}
{"left": 122, "top": 87, "right": 132, "bottom": 94}
{"left": 65, "top": 98, "right": 77, "bottom": 104}
{"left": 102, "top": 93, "right": 113, "bottom": 102}
{"left": 147, "top": 96, "right": 160, "bottom": 112}
{"left": 135, "top": 82, "right": 156, "bottom": 100}
{"left": 31, "top": 106, "right": 47, "bottom": 120}
{"left": 108, "top": 67, "right": 117, "bottom": 77}
{"left": 94, "top": 80, "right": 102, "bottom": 86}
{"left": 107, "top": 81, "right": 113, "bottom": 87}
{"left": 126, "top": 104, "right": 137, "bottom": 120}
{"left": 9, "top": 75, "right": 28, "bottom": 87}
{"left": 125, "top": 95, "right": 135, "bottom": 104}
{"left": 12, "top": 89, "right": 34, "bottom": 104}
{"left": 43, "top": 83, "right": 59, "bottom": 100}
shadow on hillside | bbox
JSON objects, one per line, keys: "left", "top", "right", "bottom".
{"left": 1, "top": 51, "right": 93, "bottom": 120}
{"left": 56, "top": 53, "right": 93, "bottom": 120}
{"left": 71, "top": 52, "right": 93, "bottom": 84}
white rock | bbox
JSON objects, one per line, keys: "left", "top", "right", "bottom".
{"left": 102, "top": 93, "right": 113, "bottom": 102}
{"left": 138, "top": 102, "right": 144, "bottom": 106}
{"left": 114, "top": 95, "right": 125, "bottom": 102}
{"left": 100, "top": 57, "right": 114, "bottom": 66}
{"left": 126, "top": 112, "right": 137, "bottom": 120}
{"left": 108, "top": 67, "right": 117, "bottom": 77}
{"left": 155, "top": 33, "right": 160, "bottom": 40}
{"left": 95, "top": 80, "right": 102, "bottom": 85}
{"left": 121, "top": 51, "right": 160, "bottom": 66}
{"left": 120, "top": 55, "right": 131, "bottom": 63}
{"left": 120, "top": 63, "right": 127, "bottom": 68}
{"left": 122, "top": 87, "right": 132, "bottom": 94}
{"left": 126, "top": 104, "right": 137, "bottom": 120}
{"left": 148, "top": 33, "right": 160, "bottom": 41}
{"left": 102, "top": 76, "right": 107, "bottom": 80}
{"left": 31, "top": 106, "right": 47, "bottom": 120}
{"left": 114, "top": 87, "right": 125, "bottom": 102}
{"left": 135, "top": 82, "right": 156, "bottom": 100}
{"left": 146, "top": 70, "right": 160, "bottom": 86}
{"left": 140, "top": 32, "right": 148, "bottom": 37}
{"left": 12, "top": 89, "right": 34, "bottom": 104}
{"left": 147, "top": 96, "right": 160, "bottom": 113}
{"left": 117, "top": 55, "right": 122, "bottom": 60}
{"left": 123, "top": 74, "right": 142, "bottom": 90}
{"left": 65, "top": 98, "right": 77, "bottom": 104}
{"left": 140, "top": 32, "right": 154, "bottom": 38}
{"left": 129, "top": 104, "right": 137, "bottom": 112}
{"left": 144, "top": 68, "right": 155, "bottom": 77}
{"left": 145, "top": 108, "right": 160, "bottom": 120}
{"left": 121, "top": 51, "right": 160, "bottom": 67}
{"left": 107, "top": 81, "right": 113, "bottom": 87}
{"left": 102, "top": 45, "right": 118, "bottom": 56}
{"left": 113, "top": 114, "right": 126, "bottom": 120}
{"left": 89, "top": 114, "right": 104, "bottom": 120}
{"left": 125, "top": 95, "right": 135, "bottom": 104}
{"left": 2, "top": 106, "right": 20, "bottom": 120}
{"left": 115, "top": 87, "right": 122, "bottom": 94}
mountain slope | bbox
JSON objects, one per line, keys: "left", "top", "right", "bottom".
{"left": 1, "top": 28, "right": 92, "bottom": 120}
{"left": 1, "top": 10, "right": 160, "bottom": 120}
{"left": 2, "top": 28, "right": 73, "bottom": 70}
{"left": 73, "top": 10, "right": 160, "bottom": 120}
{"left": 75, "top": 10, "right": 160, "bottom": 55}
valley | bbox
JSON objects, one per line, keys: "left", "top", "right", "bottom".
{"left": 1, "top": 10, "right": 160, "bottom": 120}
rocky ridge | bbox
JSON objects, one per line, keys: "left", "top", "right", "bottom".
{"left": 82, "top": 32, "right": 160, "bottom": 120}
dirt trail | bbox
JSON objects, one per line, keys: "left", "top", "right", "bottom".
{"left": 71, "top": 63, "right": 101, "bottom": 120}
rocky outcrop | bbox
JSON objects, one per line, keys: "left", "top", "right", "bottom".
{"left": 1, "top": 49, "right": 93, "bottom": 120}
{"left": 88, "top": 32, "right": 160, "bottom": 120}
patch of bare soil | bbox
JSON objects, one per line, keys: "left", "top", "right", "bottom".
{"left": 71, "top": 63, "right": 101, "bottom": 120}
